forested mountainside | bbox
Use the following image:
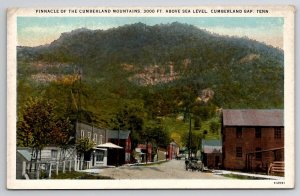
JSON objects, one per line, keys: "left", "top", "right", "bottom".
{"left": 17, "top": 22, "right": 283, "bottom": 147}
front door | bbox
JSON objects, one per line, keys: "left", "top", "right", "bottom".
{"left": 92, "top": 153, "right": 95, "bottom": 166}
{"left": 215, "top": 156, "right": 220, "bottom": 168}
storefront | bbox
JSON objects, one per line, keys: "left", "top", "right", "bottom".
{"left": 91, "top": 148, "right": 107, "bottom": 167}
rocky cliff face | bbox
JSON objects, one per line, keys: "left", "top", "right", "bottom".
{"left": 17, "top": 22, "right": 284, "bottom": 109}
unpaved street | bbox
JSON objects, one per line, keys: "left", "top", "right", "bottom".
{"left": 99, "top": 160, "right": 227, "bottom": 179}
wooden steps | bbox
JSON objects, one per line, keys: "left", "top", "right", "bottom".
{"left": 268, "top": 161, "right": 284, "bottom": 176}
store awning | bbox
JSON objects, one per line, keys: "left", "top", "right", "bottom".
{"left": 97, "top": 142, "right": 123, "bottom": 149}
{"left": 92, "top": 147, "right": 107, "bottom": 151}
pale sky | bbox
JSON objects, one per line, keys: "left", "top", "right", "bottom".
{"left": 17, "top": 17, "right": 284, "bottom": 49}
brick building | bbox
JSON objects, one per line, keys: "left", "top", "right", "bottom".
{"left": 222, "top": 109, "right": 284, "bottom": 172}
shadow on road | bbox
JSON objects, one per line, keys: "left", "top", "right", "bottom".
{"left": 120, "top": 166, "right": 164, "bottom": 172}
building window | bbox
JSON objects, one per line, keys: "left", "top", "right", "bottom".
{"left": 275, "top": 150, "right": 284, "bottom": 161}
{"left": 255, "top": 127, "right": 261, "bottom": 138}
{"left": 125, "top": 153, "right": 131, "bottom": 162}
{"left": 96, "top": 151, "right": 104, "bottom": 162}
{"left": 236, "top": 127, "right": 242, "bottom": 138}
{"left": 274, "top": 128, "right": 282, "bottom": 139}
{"left": 236, "top": 147, "right": 242, "bottom": 157}
{"left": 99, "top": 135, "right": 103, "bottom": 144}
{"left": 80, "top": 130, "right": 85, "bottom": 138}
{"left": 88, "top": 132, "right": 91, "bottom": 140}
{"left": 51, "top": 150, "right": 58, "bottom": 159}
{"left": 255, "top": 147, "right": 262, "bottom": 160}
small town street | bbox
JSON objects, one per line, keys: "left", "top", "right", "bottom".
{"left": 97, "top": 159, "right": 227, "bottom": 179}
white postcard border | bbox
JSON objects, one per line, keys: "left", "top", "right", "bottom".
{"left": 7, "top": 5, "right": 295, "bottom": 189}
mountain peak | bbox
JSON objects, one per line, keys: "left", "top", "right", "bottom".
{"left": 17, "top": 22, "right": 284, "bottom": 110}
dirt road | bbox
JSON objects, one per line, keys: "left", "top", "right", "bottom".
{"left": 98, "top": 159, "right": 227, "bottom": 179}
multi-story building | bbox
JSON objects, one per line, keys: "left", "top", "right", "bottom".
{"left": 222, "top": 109, "right": 284, "bottom": 172}
{"left": 76, "top": 122, "right": 131, "bottom": 167}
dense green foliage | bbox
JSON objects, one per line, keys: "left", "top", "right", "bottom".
{"left": 17, "top": 97, "right": 73, "bottom": 159}
{"left": 17, "top": 22, "right": 284, "bottom": 149}
{"left": 75, "top": 138, "right": 96, "bottom": 154}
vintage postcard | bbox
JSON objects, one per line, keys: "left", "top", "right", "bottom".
{"left": 7, "top": 5, "right": 295, "bottom": 189}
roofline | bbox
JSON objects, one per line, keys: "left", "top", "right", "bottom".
{"left": 222, "top": 109, "right": 283, "bottom": 111}
{"left": 222, "top": 109, "right": 284, "bottom": 127}
{"left": 223, "top": 125, "right": 284, "bottom": 128}
{"left": 77, "top": 122, "right": 130, "bottom": 132}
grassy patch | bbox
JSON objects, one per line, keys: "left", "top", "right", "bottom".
{"left": 51, "top": 171, "right": 113, "bottom": 180}
{"left": 162, "top": 116, "right": 220, "bottom": 146}
{"left": 200, "top": 117, "right": 221, "bottom": 140}
{"left": 222, "top": 174, "right": 267, "bottom": 180}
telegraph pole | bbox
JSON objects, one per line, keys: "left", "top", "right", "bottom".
{"left": 188, "top": 108, "right": 192, "bottom": 159}
{"left": 117, "top": 125, "right": 120, "bottom": 166}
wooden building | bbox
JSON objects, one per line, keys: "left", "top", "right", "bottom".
{"left": 167, "top": 141, "right": 180, "bottom": 160}
{"left": 107, "top": 130, "right": 131, "bottom": 165}
{"left": 76, "top": 122, "right": 107, "bottom": 145}
{"left": 135, "top": 143, "right": 153, "bottom": 163}
{"left": 16, "top": 148, "right": 31, "bottom": 179}
{"left": 222, "top": 109, "right": 284, "bottom": 172}
{"left": 76, "top": 122, "right": 108, "bottom": 167}
{"left": 201, "top": 139, "right": 222, "bottom": 169}
{"left": 76, "top": 122, "right": 131, "bottom": 167}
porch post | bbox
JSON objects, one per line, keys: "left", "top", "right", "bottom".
{"left": 49, "top": 163, "right": 52, "bottom": 178}
{"left": 22, "top": 161, "right": 26, "bottom": 177}
{"left": 56, "top": 161, "right": 59, "bottom": 175}
{"left": 74, "top": 158, "right": 77, "bottom": 171}
{"left": 62, "top": 161, "right": 66, "bottom": 173}
{"left": 36, "top": 163, "right": 40, "bottom": 179}
{"left": 69, "top": 160, "right": 72, "bottom": 171}
{"left": 80, "top": 161, "right": 83, "bottom": 170}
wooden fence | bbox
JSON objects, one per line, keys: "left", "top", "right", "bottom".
{"left": 22, "top": 159, "right": 94, "bottom": 179}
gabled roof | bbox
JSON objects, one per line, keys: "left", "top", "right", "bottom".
{"left": 17, "top": 150, "right": 31, "bottom": 161}
{"left": 107, "top": 130, "right": 130, "bottom": 139}
{"left": 76, "top": 122, "right": 106, "bottom": 133}
{"left": 202, "top": 139, "right": 222, "bottom": 147}
{"left": 202, "top": 139, "right": 222, "bottom": 153}
{"left": 222, "top": 109, "right": 284, "bottom": 127}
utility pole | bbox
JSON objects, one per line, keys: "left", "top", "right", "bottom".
{"left": 78, "top": 69, "right": 82, "bottom": 125}
{"left": 157, "top": 131, "right": 160, "bottom": 162}
{"left": 188, "top": 108, "right": 192, "bottom": 159}
{"left": 157, "top": 145, "right": 159, "bottom": 162}
{"left": 118, "top": 125, "right": 120, "bottom": 145}
{"left": 146, "top": 139, "right": 148, "bottom": 164}
{"left": 117, "top": 125, "right": 120, "bottom": 167}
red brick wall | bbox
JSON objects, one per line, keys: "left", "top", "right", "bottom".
{"left": 125, "top": 137, "right": 131, "bottom": 153}
{"left": 137, "top": 143, "right": 153, "bottom": 162}
{"left": 222, "top": 127, "right": 284, "bottom": 170}
{"left": 167, "top": 144, "right": 179, "bottom": 160}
